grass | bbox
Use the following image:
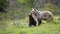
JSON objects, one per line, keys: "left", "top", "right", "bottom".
{"left": 0, "top": 16, "right": 60, "bottom": 34}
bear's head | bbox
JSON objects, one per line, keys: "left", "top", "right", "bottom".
{"left": 31, "top": 8, "right": 39, "bottom": 16}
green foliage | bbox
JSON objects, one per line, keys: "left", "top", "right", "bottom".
{"left": 18, "top": 0, "right": 32, "bottom": 6}
{"left": 42, "top": 4, "right": 57, "bottom": 12}
{"left": 0, "top": 0, "right": 8, "bottom": 12}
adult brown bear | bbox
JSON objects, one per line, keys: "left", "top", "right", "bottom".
{"left": 31, "top": 8, "right": 53, "bottom": 22}
{"left": 28, "top": 8, "right": 42, "bottom": 27}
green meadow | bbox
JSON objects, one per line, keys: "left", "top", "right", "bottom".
{"left": 0, "top": 16, "right": 60, "bottom": 34}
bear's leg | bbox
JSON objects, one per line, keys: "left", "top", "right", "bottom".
{"left": 29, "top": 22, "right": 32, "bottom": 27}
{"left": 29, "top": 15, "right": 33, "bottom": 27}
{"left": 38, "top": 19, "right": 42, "bottom": 26}
{"left": 29, "top": 13, "right": 32, "bottom": 27}
{"left": 33, "top": 21, "right": 36, "bottom": 26}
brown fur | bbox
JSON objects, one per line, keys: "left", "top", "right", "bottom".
{"left": 28, "top": 13, "right": 36, "bottom": 27}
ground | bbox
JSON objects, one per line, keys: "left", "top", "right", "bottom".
{"left": 0, "top": 15, "right": 60, "bottom": 34}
